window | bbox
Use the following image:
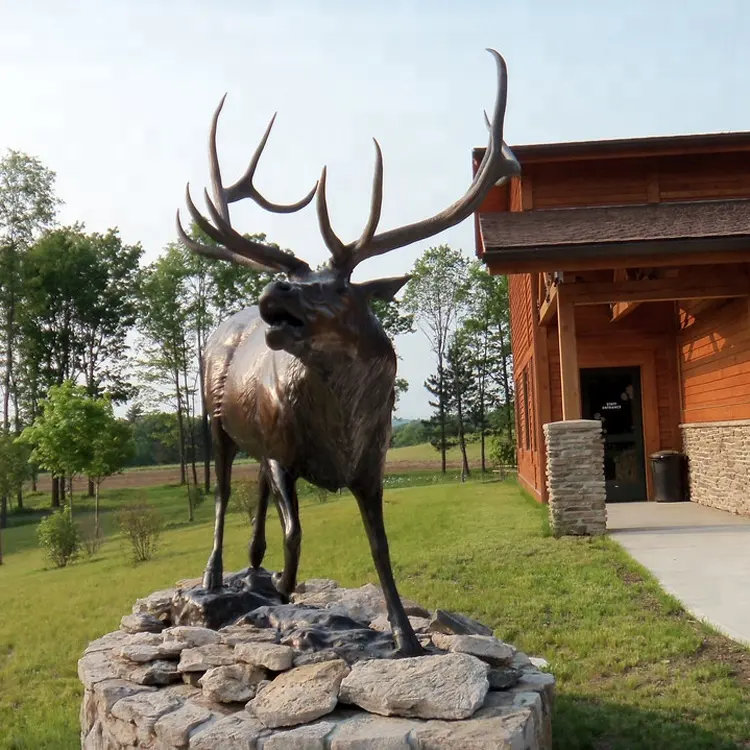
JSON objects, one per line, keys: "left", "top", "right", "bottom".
{"left": 522, "top": 368, "right": 531, "bottom": 451}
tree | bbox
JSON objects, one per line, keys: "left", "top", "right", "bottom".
{"left": 0, "top": 150, "right": 60, "bottom": 433}
{"left": 422, "top": 372, "right": 458, "bottom": 457}
{"left": 0, "top": 434, "right": 29, "bottom": 565}
{"left": 403, "top": 245, "right": 470, "bottom": 472}
{"left": 462, "top": 263, "right": 513, "bottom": 472}
{"left": 138, "top": 246, "right": 194, "bottom": 512}
{"left": 445, "top": 330, "right": 474, "bottom": 480}
{"left": 18, "top": 226, "right": 136, "bottom": 502}
{"left": 128, "top": 411, "right": 183, "bottom": 466}
{"left": 19, "top": 226, "right": 141, "bottom": 402}
{"left": 87, "top": 405, "right": 134, "bottom": 534}
{"left": 18, "top": 226, "right": 98, "bottom": 414}
{"left": 76, "top": 228, "right": 143, "bottom": 403}
{"left": 370, "top": 295, "right": 414, "bottom": 409}
{"left": 18, "top": 381, "right": 103, "bottom": 514}
{"left": 390, "top": 420, "right": 426, "bottom": 448}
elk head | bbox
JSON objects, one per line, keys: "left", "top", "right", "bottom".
{"left": 177, "top": 49, "right": 520, "bottom": 362}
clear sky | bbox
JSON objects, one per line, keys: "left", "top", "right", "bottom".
{"left": 1, "top": 0, "right": 749, "bottom": 418}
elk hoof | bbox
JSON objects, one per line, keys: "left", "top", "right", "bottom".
{"left": 394, "top": 629, "right": 427, "bottom": 658}
{"left": 248, "top": 537, "right": 267, "bottom": 569}
{"left": 202, "top": 557, "right": 224, "bottom": 591}
{"left": 271, "top": 571, "right": 292, "bottom": 603}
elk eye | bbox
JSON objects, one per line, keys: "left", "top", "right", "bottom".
{"left": 335, "top": 285, "right": 348, "bottom": 296}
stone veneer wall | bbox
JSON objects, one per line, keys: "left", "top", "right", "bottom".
{"left": 681, "top": 420, "right": 750, "bottom": 516}
{"left": 543, "top": 420, "right": 607, "bottom": 536}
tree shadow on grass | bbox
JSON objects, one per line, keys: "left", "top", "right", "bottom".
{"left": 554, "top": 694, "right": 748, "bottom": 750}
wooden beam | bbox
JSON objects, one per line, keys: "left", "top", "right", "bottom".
{"left": 565, "top": 272, "right": 749, "bottom": 306}
{"left": 557, "top": 288, "right": 581, "bottom": 420}
{"left": 521, "top": 175, "right": 533, "bottom": 211}
{"left": 539, "top": 284, "right": 558, "bottom": 325}
{"left": 610, "top": 301, "right": 641, "bottom": 322}
{"left": 485, "top": 248, "right": 750, "bottom": 276}
{"left": 608, "top": 269, "right": 642, "bottom": 320}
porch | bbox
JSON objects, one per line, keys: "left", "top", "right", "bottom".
{"left": 534, "top": 262, "right": 750, "bottom": 504}
{"left": 480, "top": 201, "right": 750, "bottom": 508}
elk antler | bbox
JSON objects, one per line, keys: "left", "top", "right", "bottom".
{"left": 316, "top": 49, "right": 520, "bottom": 276}
{"left": 176, "top": 96, "right": 317, "bottom": 276}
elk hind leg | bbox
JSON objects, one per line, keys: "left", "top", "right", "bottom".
{"left": 203, "top": 423, "right": 237, "bottom": 591}
{"left": 248, "top": 462, "right": 271, "bottom": 569}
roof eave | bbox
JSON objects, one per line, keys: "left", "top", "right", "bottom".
{"left": 473, "top": 130, "right": 750, "bottom": 165}
{"left": 481, "top": 235, "right": 750, "bottom": 274}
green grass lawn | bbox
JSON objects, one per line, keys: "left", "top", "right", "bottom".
{"left": 30, "top": 441, "right": 484, "bottom": 486}
{"left": 1, "top": 480, "right": 749, "bottom": 749}
{"left": 386, "top": 440, "right": 484, "bottom": 464}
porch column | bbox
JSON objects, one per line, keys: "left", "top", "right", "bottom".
{"left": 544, "top": 420, "right": 607, "bottom": 536}
{"left": 557, "top": 289, "right": 581, "bottom": 420}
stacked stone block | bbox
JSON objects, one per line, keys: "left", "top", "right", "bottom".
{"left": 681, "top": 420, "right": 750, "bottom": 516}
{"left": 544, "top": 420, "right": 607, "bottom": 536}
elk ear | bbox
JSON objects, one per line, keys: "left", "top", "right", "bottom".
{"left": 357, "top": 275, "right": 411, "bottom": 302}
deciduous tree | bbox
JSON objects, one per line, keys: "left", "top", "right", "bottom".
{"left": 0, "top": 434, "right": 30, "bottom": 564}
{"left": 403, "top": 245, "right": 470, "bottom": 472}
{"left": 0, "top": 150, "right": 60, "bottom": 433}
{"left": 18, "top": 381, "right": 101, "bottom": 513}
{"left": 138, "top": 246, "right": 194, "bottom": 511}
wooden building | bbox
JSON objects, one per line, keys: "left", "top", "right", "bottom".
{"left": 474, "top": 133, "right": 750, "bottom": 516}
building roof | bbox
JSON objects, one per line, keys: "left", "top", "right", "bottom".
{"left": 473, "top": 131, "right": 750, "bottom": 165}
{"left": 480, "top": 199, "right": 750, "bottom": 249}
{"left": 479, "top": 199, "right": 750, "bottom": 271}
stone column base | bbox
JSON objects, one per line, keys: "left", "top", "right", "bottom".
{"left": 544, "top": 420, "right": 607, "bottom": 536}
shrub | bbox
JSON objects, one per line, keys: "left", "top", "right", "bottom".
{"left": 37, "top": 507, "right": 80, "bottom": 568}
{"left": 188, "top": 484, "right": 208, "bottom": 509}
{"left": 186, "top": 484, "right": 208, "bottom": 519}
{"left": 313, "top": 485, "right": 331, "bottom": 504}
{"left": 230, "top": 479, "right": 259, "bottom": 525}
{"left": 116, "top": 500, "right": 164, "bottom": 563}
{"left": 490, "top": 434, "right": 517, "bottom": 472}
{"left": 79, "top": 516, "right": 104, "bottom": 557}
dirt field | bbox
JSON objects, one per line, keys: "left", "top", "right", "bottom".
{"left": 32, "top": 458, "right": 473, "bottom": 493}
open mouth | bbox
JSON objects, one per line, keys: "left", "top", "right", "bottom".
{"left": 264, "top": 308, "right": 305, "bottom": 329}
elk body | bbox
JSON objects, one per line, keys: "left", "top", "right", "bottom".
{"left": 177, "top": 49, "right": 519, "bottom": 656}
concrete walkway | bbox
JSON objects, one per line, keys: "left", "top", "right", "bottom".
{"left": 607, "top": 502, "right": 750, "bottom": 645}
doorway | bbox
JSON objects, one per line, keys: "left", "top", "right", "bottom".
{"left": 580, "top": 366, "right": 647, "bottom": 502}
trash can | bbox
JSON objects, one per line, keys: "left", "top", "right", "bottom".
{"left": 649, "top": 450, "right": 688, "bottom": 503}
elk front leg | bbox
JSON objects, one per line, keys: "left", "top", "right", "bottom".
{"left": 203, "top": 424, "right": 237, "bottom": 591}
{"left": 350, "top": 480, "right": 424, "bottom": 657}
{"left": 268, "top": 461, "right": 301, "bottom": 599}
{"left": 248, "top": 462, "right": 271, "bottom": 569}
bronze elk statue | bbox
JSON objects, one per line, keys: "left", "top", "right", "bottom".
{"left": 176, "top": 49, "right": 519, "bottom": 656}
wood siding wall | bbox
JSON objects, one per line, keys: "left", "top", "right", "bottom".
{"left": 480, "top": 151, "right": 750, "bottom": 214}
{"left": 508, "top": 273, "right": 541, "bottom": 497}
{"left": 679, "top": 299, "right": 750, "bottom": 422}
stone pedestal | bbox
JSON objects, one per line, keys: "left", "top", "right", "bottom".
{"left": 544, "top": 419, "right": 607, "bottom": 536}
{"left": 79, "top": 578, "right": 555, "bottom": 749}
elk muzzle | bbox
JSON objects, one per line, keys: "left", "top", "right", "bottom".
{"left": 259, "top": 280, "right": 308, "bottom": 351}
